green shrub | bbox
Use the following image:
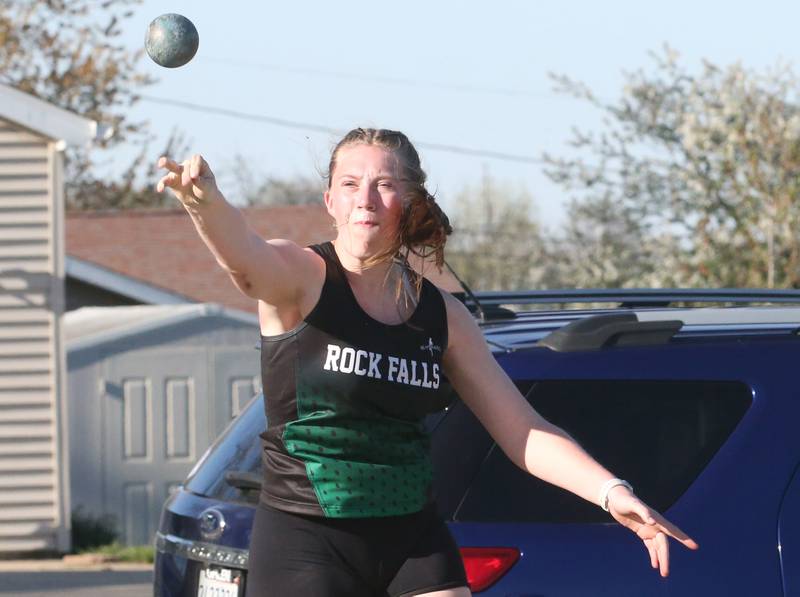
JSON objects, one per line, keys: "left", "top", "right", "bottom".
{"left": 71, "top": 507, "right": 118, "bottom": 552}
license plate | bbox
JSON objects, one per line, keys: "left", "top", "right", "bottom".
{"left": 197, "top": 567, "right": 243, "bottom": 597}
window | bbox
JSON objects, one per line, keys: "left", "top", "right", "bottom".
{"left": 454, "top": 380, "right": 751, "bottom": 523}
{"left": 185, "top": 396, "right": 265, "bottom": 505}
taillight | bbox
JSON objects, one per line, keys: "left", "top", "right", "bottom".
{"left": 459, "top": 546, "right": 520, "bottom": 593}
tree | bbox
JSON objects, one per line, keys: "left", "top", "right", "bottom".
{"left": 544, "top": 47, "right": 800, "bottom": 288}
{"left": 543, "top": 192, "right": 686, "bottom": 288}
{"left": 0, "top": 0, "right": 176, "bottom": 210}
{"left": 229, "top": 154, "right": 323, "bottom": 206}
{"left": 67, "top": 128, "right": 191, "bottom": 210}
{"left": 445, "top": 173, "right": 549, "bottom": 291}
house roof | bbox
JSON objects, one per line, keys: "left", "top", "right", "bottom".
{"left": 0, "top": 83, "right": 108, "bottom": 146}
{"left": 66, "top": 255, "right": 193, "bottom": 305}
{"left": 64, "top": 303, "right": 258, "bottom": 353}
{"left": 65, "top": 205, "right": 336, "bottom": 313}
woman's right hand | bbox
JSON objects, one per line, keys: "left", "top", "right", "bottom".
{"left": 156, "top": 154, "right": 220, "bottom": 207}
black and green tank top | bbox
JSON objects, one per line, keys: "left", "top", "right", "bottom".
{"left": 258, "top": 242, "right": 451, "bottom": 518}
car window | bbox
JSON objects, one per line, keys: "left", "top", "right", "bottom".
{"left": 431, "top": 382, "right": 535, "bottom": 519}
{"left": 185, "top": 394, "right": 266, "bottom": 505}
{"left": 454, "top": 380, "right": 751, "bottom": 523}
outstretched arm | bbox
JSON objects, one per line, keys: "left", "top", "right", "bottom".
{"left": 440, "top": 293, "right": 698, "bottom": 576}
{"left": 156, "top": 154, "right": 318, "bottom": 307}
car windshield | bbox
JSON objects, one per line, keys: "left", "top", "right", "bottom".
{"left": 184, "top": 394, "right": 265, "bottom": 505}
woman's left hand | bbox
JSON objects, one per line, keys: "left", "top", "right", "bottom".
{"left": 607, "top": 486, "right": 699, "bottom": 577}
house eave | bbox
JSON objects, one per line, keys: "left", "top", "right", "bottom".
{"left": 0, "top": 83, "right": 110, "bottom": 146}
{"left": 66, "top": 255, "right": 193, "bottom": 306}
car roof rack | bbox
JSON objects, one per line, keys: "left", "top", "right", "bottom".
{"left": 466, "top": 288, "right": 800, "bottom": 312}
{"left": 538, "top": 312, "right": 683, "bottom": 352}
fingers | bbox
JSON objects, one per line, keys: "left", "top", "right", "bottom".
{"left": 156, "top": 154, "right": 216, "bottom": 203}
{"left": 157, "top": 155, "right": 209, "bottom": 179}
{"left": 655, "top": 532, "right": 669, "bottom": 577}
{"left": 633, "top": 502, "right": 656, "bottom": 526}
{"left": 156, "top": 172, "right": 180, "bottom": 193}
{"left": 616, "top": 496, "right": 699, "bottom": 551}
{"left": 171, "top": 155, "right": 209, "bottom": 188}
{"left": 650, "top": 511, "right": 699, "bottom": 551}
{"left": 644, "top": 538, "right": 658, "bottom": 570}
{"left": 189, "top": 154, "right": 207, "bottom": 179}
{"left": 613, "top": 497, "right": 697, "bottom": 577}
{"left": 644, "top": 532, "right": 670, "bottom": 577}
{"left": 181, "top": 159, "right": 194, "bottom": 187}
{"left": 157, "top": 156, "right": 182, "bottom": 174}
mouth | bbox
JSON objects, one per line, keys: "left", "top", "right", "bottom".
{"left": 353, "top": 220, "right": 378, "bottom": 227}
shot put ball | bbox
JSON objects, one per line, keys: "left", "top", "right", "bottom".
{"left": 145, "top": 13, "right": 199, "bottom": 68}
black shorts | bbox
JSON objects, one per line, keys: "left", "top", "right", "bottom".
{"left": 245, "top": 503, "right": 468, "bottom": 597}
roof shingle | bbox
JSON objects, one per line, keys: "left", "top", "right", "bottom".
{"left": 65, "top": 205, "right": 335, "bottom": 313}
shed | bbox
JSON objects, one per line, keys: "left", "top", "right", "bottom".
{"left": 64, "top": 303, "right": 261, "bottom": 546}
{"left": 0, "top": 83, "right": 106, "bottom": 554}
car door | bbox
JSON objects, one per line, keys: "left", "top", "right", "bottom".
{"left": 778, "top": 461, "right": 800, "bottom": 595}
{"left": 440, "top": 337, "right": 800, "bottom": 596}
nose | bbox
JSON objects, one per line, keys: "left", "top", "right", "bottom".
{"left": 355, "top": 183, "right": 378, "bottom": 211}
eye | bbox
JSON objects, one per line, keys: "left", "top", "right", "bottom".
{"left": 378, "top": 181, "right": 394, "bottom": 189}
{"left": 341, "top": 180, "right": 357, "bottom": 188}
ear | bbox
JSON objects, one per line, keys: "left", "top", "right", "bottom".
{"left": 324, "top": 189, "right": 336, "bottom": 219}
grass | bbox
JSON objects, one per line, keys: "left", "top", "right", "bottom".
{"left": 81, "top": 543, "right": 155, "bottom": 563}
{"left": 70, "top": 508, "right": 154, "bottom": 563}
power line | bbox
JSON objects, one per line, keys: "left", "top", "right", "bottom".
{"left": 203, "top": 56, "right": 552, "bottom": 100}
{"left": 140, "top": 94, "right": 340, "bottom": 135}
{"left": 139, "top": 95, "right": 545, "bottom": 165}
{"left": 407, "top": 140, "right": 544, "bottom": 164}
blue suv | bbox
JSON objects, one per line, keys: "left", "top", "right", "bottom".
{"left": 154, "top": 289, "right": 800, "bottom": 596}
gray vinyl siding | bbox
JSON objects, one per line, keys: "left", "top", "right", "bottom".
{"left": 0, "top": 117, "right": 69, "bottom": 553}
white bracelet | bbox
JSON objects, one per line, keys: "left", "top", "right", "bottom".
{"left": 599, "top": 478, "right": 633, "bottom": 512}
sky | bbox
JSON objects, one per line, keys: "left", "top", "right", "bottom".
{"left": 106, "top": 0, "right": 800, "bottom": 229}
